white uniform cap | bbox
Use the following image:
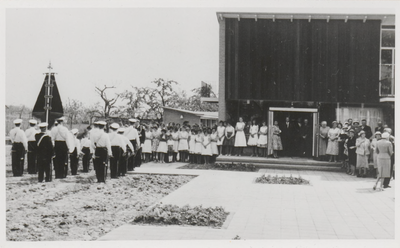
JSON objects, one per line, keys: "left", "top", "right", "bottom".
{"left": 110, "top": 123, "right": 120, "bottom": 129}
{"left": 38, "top": 122, "right": 48, "bottom": 128}
{"left": 117, "top": 128, "right": 125, "bottom": 133}
{"left": 128, "top": 118, "right": 137, "bottom": 123}
{"left": 98, "top": 121, "right": 107, "bottom": 126}
{"left": 71, "top": 128, "right": 79, "bottom": 135}
{"left": 29, "top": 119, "right": 38, "bottom": 125}
{"left": 57, "top": 117, "right": 65, "bottom": 121}
{"left": 13, "top": 119, "right": 22, "bottom": 124}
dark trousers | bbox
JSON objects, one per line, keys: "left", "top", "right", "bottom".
{"left": 134, "top": 147, "right": 142, "bottom": 167}
{"left": 27, "top": 141, "right": 37, "bottom": 174}
{"left": 11, "top": 143, "right": 25, "bottom": 176}
{"left": 95, "top": 147, "right": 108, "bottom": 183}
{"left": 127, "top": 140, "right": 136, "bottom": 171}
{"left": 70, "top": 148, "right": 78, "bottom": 175}
{"left": 110, "top": 146, "right": 121, "bottom": 178}
{"left": 37, "top": 157, "right": 52, "bottom": 182}
{"left": 54, "top": 141, "right": 68, "bottom": 179}
{"left": 119, "top": 152, "right": 127, "bottom": 176}
{"left": 82, "top": 147, "right": 91, "bottom": 172}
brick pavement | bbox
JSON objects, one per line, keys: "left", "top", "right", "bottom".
{"left": 99, "top": 162, "right": 395, "bottom": 240}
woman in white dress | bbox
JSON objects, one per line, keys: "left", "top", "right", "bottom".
{"left": 234, "top": 117, "right": 247, "bottom": 156}
{"left": 247, "top": 119, "right": 259, "bottom": 157}
{"left": 202, "top": 128, "right": 212, "bottom": 165}
{"left": 326, "top": 121, "right": 341, "bottom": 162}
{"left": 142, "top": 125, "right": 153, "bottom": 163}
{"left": 257, "top": 121, "right": 268, "bottom": 157}
{"left": 178, "top": 126, "right": 189, "bottom": 162}
{"left": 210, "top": 127, "right": 219, "bottom": 163}
{"left": 216, "top": 121, "right": 226, "bottom": 155}
{"left": 194, "top": 129, "right": 204, "bottom": 164}
{"left": 157, "top": 129, "right": 168, "bottom": 163}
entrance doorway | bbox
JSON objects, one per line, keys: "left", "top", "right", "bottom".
{"left": 268, "top": 107, "right": 319, "bottom": 157}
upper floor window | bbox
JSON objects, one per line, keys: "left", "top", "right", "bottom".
{"left": 380, "top": 26, "right": 395, "bottom": 96}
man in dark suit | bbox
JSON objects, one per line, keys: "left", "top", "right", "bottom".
{"left": 281, "top": 116, "right": 294, "bottom": 157}
{"left": 299, "top": 118, "right": 313, "bottom": 157}
{"left": 360, "top": 119, "right": 373, "bottom": 139}
{"left": 375, "top": 121, "right": 384, "bottom": 134}
{"left": 35, "top": 123, "right": 54, "bottom": 182}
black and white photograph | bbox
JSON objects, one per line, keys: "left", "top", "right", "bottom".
{"left": 2, "top": 1, "right": 398, "bottom": 247}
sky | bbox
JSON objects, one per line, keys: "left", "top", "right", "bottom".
{"left": 6, "top": 8, "right": 220, "bottom": 108}
{"left": 5, "top": 3, "right": 398, "bottom": 110}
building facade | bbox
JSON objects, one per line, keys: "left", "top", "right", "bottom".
{"left": 217, "top": 12, "right": 395, "bottom": 157}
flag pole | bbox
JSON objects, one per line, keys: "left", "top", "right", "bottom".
{"left": 45, "top": 62, "right": 52, "bottom": 124}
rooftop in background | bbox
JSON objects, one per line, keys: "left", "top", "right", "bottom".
{"left": 216, "top": 12, "right": 395, "bottom": 25}
{"left": 163, "top": 106, "right": 218, "bottom": 120}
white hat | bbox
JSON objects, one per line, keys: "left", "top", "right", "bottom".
{"left": 29, "top": 119, "right": 37, "bottom": 125}
{"left": 71, "top": 129, "right": 79, "bottom": 135}
{"left": 38, "top": 122, "right": 48, "bottom": 128}
{"left": 117, "top": 128, "right": 125, "bottom": 133}
{"left": 110, "top": 123, "right": 120, "bottom": 129}
{"left": 97, "top": 121, "right": 107, "bottom": 126}
{"left": 13, "top": 119, "right": 22, "bottom": 124}
{"left": 382, "top": 132, "right": 390, "bottom": 139}
{"left": 129, "top": 118, "right": 137, "bottom": 123}
{"left": 57, "top": 117, "right": 65, "bottom": 121}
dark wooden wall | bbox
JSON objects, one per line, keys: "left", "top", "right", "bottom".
{"left": 225, "top": 18, "right": 381, "bottom": 103}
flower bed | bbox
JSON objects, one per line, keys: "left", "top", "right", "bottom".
{"left": 178, "top": 163, "right": 258, "bottom": 172}
{"left": 133, "top": 204, "right": 229, "bottom": 228}
{"left": 255, "top": 174, "right": 310, "bottom": 185}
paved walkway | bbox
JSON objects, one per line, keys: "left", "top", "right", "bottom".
{"left": 99, "top": 162, "right": 395, "bottom": 240}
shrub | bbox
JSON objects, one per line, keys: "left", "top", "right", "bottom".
{"left": 255, "top": 174, "right": 310, "bottom": 185}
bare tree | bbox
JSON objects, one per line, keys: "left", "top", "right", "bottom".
{"left": 95, "top": 85, "right": 120, "bottom": 118}
{"left": 151, "top": 78, "right": 177, "bottom": 107}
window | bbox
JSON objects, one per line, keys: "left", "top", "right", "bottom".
{"left": 380, "top": 27, "right": 395, "bottom": 96}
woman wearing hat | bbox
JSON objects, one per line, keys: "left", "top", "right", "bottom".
{"left": 344, "top": 129, "right": 357, "bottom": 175}
{"left": 356, "top": 130, "right": 370, "bottom": 177}
{"left": 318, "top": 121, "right": 330, "bottom": 161}
{"left": 370, "top": 131, "right": 382, "bottom": 178}
{"left": 373, "top": 132, "right": 393, "bottom": 191}
{"left": 326, "top": 121, "right": 340, "bottom": 162}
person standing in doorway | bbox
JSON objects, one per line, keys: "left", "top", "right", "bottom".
{"left": 299, "top": 118, "right": 312, "bottom": 157}
{"left": 271, "top": 120, "right": 283, "bottom": 158}
{"left": 318, "top": 121, "right": 330, "bottom": 161}
{"left": 281, "top": 117, "right": 292, "bottom": 157}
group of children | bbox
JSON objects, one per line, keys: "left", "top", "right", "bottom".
{"left": 141, "top": 124, "right": 220, "bottom": 165}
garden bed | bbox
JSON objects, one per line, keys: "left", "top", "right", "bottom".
{"left": 255, "top": 174, "right": 310, "bottom": 185}
{"left": 178, "top": 163, "right": 258, "bottom": 172}
{"left": 133, "top": 204, "right": 229, "bottom": 228}
{"left": 6, "top": 172, "right": 195, "bottom": 241}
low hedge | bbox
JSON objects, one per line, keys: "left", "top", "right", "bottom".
{"left": 178, "top": 163, "right": 258, "bottom": 172}
{"left": 255, "top": 174, "right": 310, "bottom": 185}
{"left": 133, "top": 204, "right": 229, "bottom": 228}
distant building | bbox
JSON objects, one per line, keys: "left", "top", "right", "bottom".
{"left": 217, "top": 12, "right": 395, "bottom": 157}
{"left": 163, "top": 107, "right": 218, "bottom": 127}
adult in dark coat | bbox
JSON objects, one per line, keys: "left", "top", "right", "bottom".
{"left": 360, "top": 119, "right": 373, "bottom": 140}
{"left": 134, "top": 122, "right": 146, "bottom": 167}
{"left": 299, "top": 118, "right": 312, "bottom": 157}
{"left": 375, "top": 121, "right": 384, "bottom": 134}
{"left": 35, "top": 123, "right": 54, "bottom": 182}
{"left": 345, "top": 129, "right": 357, "bottom": 176}
{"left": 281, "top": 117, "right": 294, "bottom": 157}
